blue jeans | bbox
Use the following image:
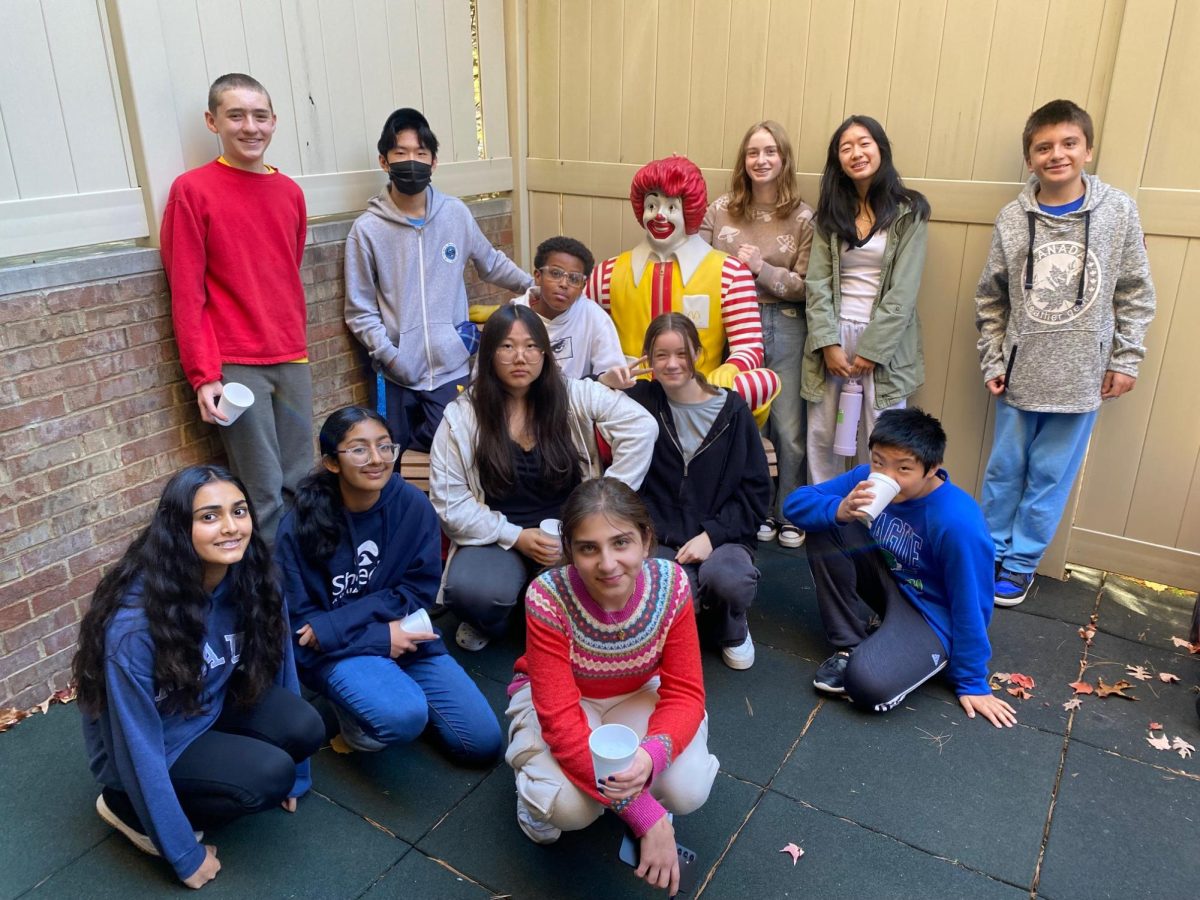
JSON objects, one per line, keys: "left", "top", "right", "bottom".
{"left": 760, "top": 303, "right": 807, "bottom": 522}
{"left": 310, "top": 653, "right": 502, "bottom": 765}
{"left": 980, "top": 399, "right": 1097, "bottom": 574}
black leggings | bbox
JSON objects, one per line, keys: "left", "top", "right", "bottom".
{"left": 806, "top": 523, "right": 948, "bottom": 712}
{"left": 109, "top": 685, "right": 324, "bottom": 830}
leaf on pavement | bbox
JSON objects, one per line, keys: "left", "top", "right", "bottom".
{"left": 780, "top": 843, "right": 804, "bottom": 865}
{"left": 1170, "top": 636, "right": 1200, "bottom": 654}
{"left": 1009, "top": 673, "right": 1036, "bottom": 690}
{"left": 1149, "top": 721, "right": 1164, "bottom": 731}
{"left": 1062, "top": 698, "right": 1082, "bottom": 711}
{"left": 1171, "top": 737, "right": 1194, "bottom": 760}
{"left": 989, "top": 672, "right": 1011, "bottom": 691}
{"left": 1068, "top": 680, "right": 1094, "bottom": 695}
{"left": 1079, "top": 624, "right": 1097, "bottom": 645}
{"left": 0, "top": 707, "right": 31, "bottom": 732}
{"left": 1095, "top": 678, "right": 1138, "bottom": 700}
{"left": 1006, "top": 686, "right": 1032, "bottom": 700}
{"left": 1146, "top": 733, "right": 1172, "bottom": 751}
{"left": 1158, "top": 673, "right": 1180, "bottom": 684}
{"left": 1125, "top": 665, "right": 1153, "bottom": 681}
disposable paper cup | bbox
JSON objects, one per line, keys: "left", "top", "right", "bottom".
{"left": 399, "top": 608, "right": 432, "bottom": 635}
{"left": 860, "top": 472, "right": 901, "bottom": 525}
{"left": 539, "top": 518, "right": 563, "bottom": 548}
{"left": 589, "top": 723, "right": 640, "bottom": 784}
{"left": 215, "top": 382, "right": 254, "bottom": 426}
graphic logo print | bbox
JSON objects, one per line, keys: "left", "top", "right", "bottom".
{"left": 1026, "top": 240, "right": 1101, "bottom": 324}
{"left": 442, "top": 242, "right": 458, "bottom": 263}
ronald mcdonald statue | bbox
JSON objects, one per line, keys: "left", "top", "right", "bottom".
{"left": 588, "top": 155, "right": 780, "bottom": 423}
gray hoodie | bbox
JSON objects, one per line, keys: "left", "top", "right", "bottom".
{"left": 344, "top": 186, "right": 532, "bottom": 391}
{"left": 975, "top": 172, "right": 1155, "bottom": 413}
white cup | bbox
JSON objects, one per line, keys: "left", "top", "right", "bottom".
{"left": 589, "top": 723, "right": 640, "bottom": 784}
{"left": 860, "top": 472, "right": 901, "bottom": 525}
{"left": 539, "top": 518, "right": 563, "bottom": 549}
{"left": 215, "top": 382, "right": 254, "bottom": 426}
{"left": 399, "top": 608, "right": 433, "bottom": 636}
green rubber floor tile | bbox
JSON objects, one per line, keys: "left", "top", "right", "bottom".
{"left": 700, "top": 643, "right": 818, "bottom": 786}
{"left": 772, "top": 691, "right": 1062, "bottom": 888}
{"left": 1037, "top": 741, "right": 1200, "bottom": 900}
{"left": 28, "top": 790, "right": 409, "bottom": 899}
{"left": 1006, "top": 565, "right": 1101, "bottom": 628}
{"left": 1065, "top": 631, "right": 1200, "bottom": 766}
{"left": 312, "top": 676, "right": 509, "bottom": 842}
{"left": 704, "top": 789, "right": 1028, "bottom": 900}
{"left": 362, "top": 849, "right": 495, "bottom": 898}
{"left": 0, "top": 705, "right": 107, "bottom": 900}
{"left": 417, "top": 767, "right": 759, "bottom": 899}
{"left": 747, "top": 545, "right": 830, "bottom": 661}
{"left": 1095, "top": 572, "right": 1197, "bottom": 656}
{"left": 985, "top": 612, "right": 1087, "bottom": 734}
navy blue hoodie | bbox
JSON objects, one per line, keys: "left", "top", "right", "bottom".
{"left": 275, "top": 474, "right": 446, "bottom": 676}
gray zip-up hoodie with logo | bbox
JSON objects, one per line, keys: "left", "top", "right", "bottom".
{"left": 975, "top": 172, "right": 1155, "bottom": 414}
{"left": 345, "top": 186, "right": 532, "bottom": 391}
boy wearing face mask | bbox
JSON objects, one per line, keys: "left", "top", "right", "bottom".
{"left": 345, "top": 108, "right": 533, "bottom": 454}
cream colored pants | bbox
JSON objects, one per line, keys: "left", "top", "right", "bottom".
{"left": 504, "top": 679, "right": 719, "bottom": 832}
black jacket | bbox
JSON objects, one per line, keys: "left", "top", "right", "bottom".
{"left": 626, "top": 381, "right": 770, "bottom": 550}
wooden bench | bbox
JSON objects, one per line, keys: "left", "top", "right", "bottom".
{"left": 400, "top": 437, "right": 777, "bottom": 496}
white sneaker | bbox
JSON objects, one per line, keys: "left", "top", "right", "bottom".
{"left": 722, "top": 631, "right": 755, "bottom": 670}
{"left": 96, "top": 794, "right": 203, "bottom": 857}
{"left": 332, "top": 705, "right": 387, "bottom": 753}
{"left": 757, "top": 517, "right": 779, "bottom": 542}
{"left": 456, "top": 621, "right": 490, "bottom": 652}
{"left": 516, "top": 796, "right": 561, "bottom": 844}
{"left": 778, "top": 525, "right": 806, "bottom": 549}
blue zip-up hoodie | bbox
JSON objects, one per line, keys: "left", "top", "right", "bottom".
{"left": 81, "top": 573, "right": 309, "bottom": 881}
{"left": 784, "top": 465, "right": 995, "bottom": 696}
{"left": 344, "top": 185, "right": 533, "bottom": 391}
{"left": 275, "top": 474, "right": 446, "bottom": 676}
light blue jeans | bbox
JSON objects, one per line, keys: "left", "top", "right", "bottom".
{"left": 310, "top": 652, "right": 502, "bottom": 765}
{"left": 980, "top": 399, "right": 1097, "bottom": 575}
{"left": 760, "top": 302, "right": 807, "bottom": 523}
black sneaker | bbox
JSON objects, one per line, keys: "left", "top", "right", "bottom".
{"left": 994, "top": 570, "right": 1034, "bottom": 607}
{"left": 813, "top": 651, "right": 851, "bottom": 694}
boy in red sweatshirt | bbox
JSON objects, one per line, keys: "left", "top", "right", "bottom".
{"left": 161, "top": 73, "right": 312, "bottom": 541}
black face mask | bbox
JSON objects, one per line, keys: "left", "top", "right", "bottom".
{"left": 388, "top": 160, "right": 432, "bottom": 195}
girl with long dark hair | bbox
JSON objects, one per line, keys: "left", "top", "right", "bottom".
{"left": 430, "top": 304, "right": 656, "bottom": 651}
{"left": 700, "top": 120, "right": 815, "bottom": 549}
{"left": 73, "top": 466, "right": 323, "bottom": 889}
{"left": 275, "top": 406, "right": 501, "bottom": 761}
{"left": 802, "top": 115, "right": 931, "bottom": 482}
{"left": 505, "top": 478, "right": 718, "bottom": 897}
{"left": 625, "top": 313, "right": 771, "bottom": 670}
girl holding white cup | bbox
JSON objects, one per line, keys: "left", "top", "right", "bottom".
{"left": 505, "top": 478, "right": 718, "bottom": 897}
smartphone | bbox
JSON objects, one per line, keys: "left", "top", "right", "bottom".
{"left": 618, "top": 829, "right": 699, "bottom": 896}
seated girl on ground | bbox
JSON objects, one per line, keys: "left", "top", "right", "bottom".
{"left": 73, "top": 466, "right": 324, "bottom": 889}
{"left": 506, "top": 477, "right": 719, "bottom": 897}
{"left": 275, "top": 406, "right": 502, "bottom": 761}
{"left": 430, "top": 304, "right": 657, "bottom": 651}
{"left": 626, "top": 313, "right": 771, "bottom": 671}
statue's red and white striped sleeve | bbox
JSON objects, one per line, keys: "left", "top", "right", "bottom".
{"left": 720, "top": 257, "right": 765, "bottom": 372}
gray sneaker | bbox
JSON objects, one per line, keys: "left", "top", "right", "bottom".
{"left": 813, "top": 651, "right": 851, "bottom": 694}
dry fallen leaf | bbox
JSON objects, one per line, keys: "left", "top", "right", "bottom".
{"left": 1158, "top": 673, "right": 1180, "bottom": 684}
{"left": 34, "top": 699, "right": 51, "bottom": 715}
{"left": 1006, "top": 686, "right": 1032, "bottom": 700}
{"left": 989, "top": 672, "right": 1011, "bottom": 691}
{"left": 50, "top": 686, "right": 77, "bottom": 705}
{"left": 329, "top": 735, "right": 353, "bottom": 754}
{"left": 1125, "top": 665, "right": 1153, "bottom": 681}
{"left": 1079, "top": 625, "right": 1097, "bottom": 645}
{"left": 1171, "top": 737, "right": 1194, "bottom": 760}
{"left": 1170, "top": 636, "right": 1200, "bottom": 654}
{"left": 1095, "top": 678, "right": 1139, "bottom": 700}
{"left": 1149, "top": 721, "right": 1164, "bottom": 731}
{"left": 1009, "top": 673, "right": 1036, "bottom": 690}
{"left": 1068, "top": 680, "right": 1094, "bottom": 695}
{"left": 1147, "top": 733, "right": 1172, "bottom": 751}
{"left": 0, "top": 707, "right": 31, "bottom": 732}
{"left": 780, "top": 843, "right": 804, "bottom": 865}
{"left": 1062, "top": 698, "right": 1083, "bottom": 711}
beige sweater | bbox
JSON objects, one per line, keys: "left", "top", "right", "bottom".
{"left": 699, "top": 194, "right": 816, "bottom": 304}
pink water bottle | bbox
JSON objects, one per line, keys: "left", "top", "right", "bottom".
{"left": 833, "top": 380, "right": 863, "bottom": 457}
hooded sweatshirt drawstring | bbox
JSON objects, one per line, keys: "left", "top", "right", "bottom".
{"left": 1023, "top": 209, "right": 1091, "bottom": 306}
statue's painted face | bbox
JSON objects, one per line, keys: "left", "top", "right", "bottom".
{"left": 641, "top": 191, "right": 687, "bottom": 254}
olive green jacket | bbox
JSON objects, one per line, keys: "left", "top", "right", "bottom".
{"left": 801, "top": 205, "right": 928, "bottom": 409}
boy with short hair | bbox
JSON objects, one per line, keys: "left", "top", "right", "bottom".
{"left": 344, "top": 108, "right": 532, "bottom": 454}
{"left": 161, "top": 73, "right": 312, "bottom": 541}
{"left": 784, "top": 408, "right": 1015, "bottom": 727}
{"left": 511, "top": 236, "right": 632, "bottom": 387}
{"left": 975, "top": 99, "right": 1156, "bottom": 606}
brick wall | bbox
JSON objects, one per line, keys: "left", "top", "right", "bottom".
{"left": 0, "top": 199, "right": 517, "bottom": 708}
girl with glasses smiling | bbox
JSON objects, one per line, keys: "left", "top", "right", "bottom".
{"left": 275, "top": 406, "right": 502, "bottom": 762}
{"left": 430, "top": 305, "right": 657, "bottom": 651}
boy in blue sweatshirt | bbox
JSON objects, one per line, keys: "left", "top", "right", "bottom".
{"left": 344, "top": 108, "right": 532, "bottom": 454}
{"left": 784, "top": 408, "right": 1016, "bottom": 727}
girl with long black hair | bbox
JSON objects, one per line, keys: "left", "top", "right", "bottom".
{"left": 430, "top": 304, "right": 656, "bottom": 651}
{"left": 73, "top": 466, "right": 323, "bottom": 889}
{"left": 802, "top": 115, "right": 931, "bottom": 483}
{"left": 275, "top": 406, "right": 501, "bottom": 761}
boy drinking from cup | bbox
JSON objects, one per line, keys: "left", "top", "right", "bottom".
{"left": 784, "top": 409, "right": 1015, "bottom": 726}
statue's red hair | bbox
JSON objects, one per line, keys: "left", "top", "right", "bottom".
{"left": 629, "top": 156, "right": 708, "bottom": 235}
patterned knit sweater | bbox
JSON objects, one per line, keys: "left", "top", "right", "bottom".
{"left": 511, "top": 557, "right": 705, "bottom": 835}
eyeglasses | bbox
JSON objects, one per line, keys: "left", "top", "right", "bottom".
{"left": 336, "top": 444, "right": 401, "bottom": 465}
{"left": 537, "top": 266, "right": 587, "bottom": 288}
{"left": 495, "top": 343, "right": 546, "bottom": 362}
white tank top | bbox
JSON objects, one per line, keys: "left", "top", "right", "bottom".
{"left": 839, "top": 229, "right": 887, "bottom": 323}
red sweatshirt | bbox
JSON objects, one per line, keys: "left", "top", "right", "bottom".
{"left": 511, "top": 558, "right": 706, "bottom": 835}
{"left": 160, "top": 160, "right": 308, "bottom": 389}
